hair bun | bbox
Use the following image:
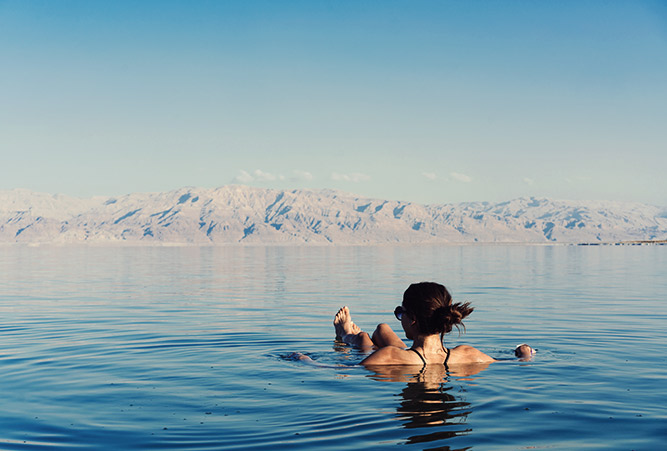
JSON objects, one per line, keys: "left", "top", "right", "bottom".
{"left": 433, "top": 306, "right": 452, "bottom": 328}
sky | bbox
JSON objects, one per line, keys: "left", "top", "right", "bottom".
{"left": 1, "top": 0, "right": 666, "bottom": 206}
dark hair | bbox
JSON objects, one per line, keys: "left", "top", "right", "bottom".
{"left": 402, "top": 282, "right": 473, "bottom": 339}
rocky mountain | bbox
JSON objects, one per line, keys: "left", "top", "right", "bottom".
{"left": 1, "top": 186, "right": 666, "bottom": 245}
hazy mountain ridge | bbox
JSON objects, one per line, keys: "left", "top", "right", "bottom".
{"left": 1, "top": 186, "right": 666, "bottom": 245}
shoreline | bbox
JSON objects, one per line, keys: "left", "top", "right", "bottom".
{"left": 1, "top": 240, "right": 665, "bottom": 248}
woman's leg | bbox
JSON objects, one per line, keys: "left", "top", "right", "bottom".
{"left": 333, "top": 306, "right": 374, "bottom": 349}
{"left": 333, "top": 307, "right": 407, "bottom": 350}
{"left": 371, "top": 323, "right": 407, "bottom": 349}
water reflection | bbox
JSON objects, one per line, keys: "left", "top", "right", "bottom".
{"left": 365, "top": 363, "right": 490, "bottom": 449}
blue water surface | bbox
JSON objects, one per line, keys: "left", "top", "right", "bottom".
{"left": 0, "top": 244, "right": 665, "bottom": 450}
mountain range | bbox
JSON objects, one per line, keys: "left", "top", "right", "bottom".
{"left": 1, "top": 185, "right": 666, "bottom": 245}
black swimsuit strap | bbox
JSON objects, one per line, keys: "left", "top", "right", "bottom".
{"left": 409, "top": 348, "right": 427, "bottom": 368}
{"left": 410, "top": 347, "right": 450, "bottom": 370}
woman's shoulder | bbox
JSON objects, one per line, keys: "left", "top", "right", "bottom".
{"left": 360, "top": 346, "right": 422, "bottom": 366}
{"left": 449, "top": 345, "right": 496, "bottom": 363}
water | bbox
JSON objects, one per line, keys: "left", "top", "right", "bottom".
{"left": 0, "top": 245, "right": 665, "bottom": 450}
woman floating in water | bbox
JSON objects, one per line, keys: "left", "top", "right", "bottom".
{"left": 330, "top": 281, "right": 533, "bottom": 367}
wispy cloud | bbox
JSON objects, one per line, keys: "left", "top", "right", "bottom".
{"left": 233, "top": 169, "right": 283, "bottom": 183}
{"left": 422, "top": 172, "right": 437, "bottom": 181}
{"left": 523, "top": 177, "right": 534, "bottom": 185}
{"left": 255, "top": 169, "right": 281, "bottom": 182}
{"left": 330, "top": 172, "right": 371, "bottom": 183}
{"left": 450, "top": 172, "right": 472, "bottom": 183}
{"left": 234, "top": 169, "right": 314, "bottom": 184}
{"left": 233, "top": 170, "right": 255, "bottom": 183}
{"left": 291, "top": 170, "right": 314, "bottom": 182}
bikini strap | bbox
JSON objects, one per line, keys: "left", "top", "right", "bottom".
{"left": 409, "top": 348, "right": 427, "bottom": 368}
{"left": 410, "top": 347, "right": 450, "bottom": 371}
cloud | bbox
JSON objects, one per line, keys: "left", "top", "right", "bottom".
{"left": 233, "top": 170, "right": 255, "bottom": 183}
{"left": 292, "top": 170, "right": 314, "bottom": 182}
{"left": 523, "top": 177, "right": 534, "bottom": 185}
{"left": 233, "top": 169, "right": 281, "bottom": 183}
{"left": 450, "top": 172, "right": 472, "bottom": 183}
{"left": 330, "top": 172, "right": 371, "bottom": 183}
{"left": 422, "top": 172, "right": 437, "bottom": 181}
{"left": 233, "top": 169, "right": 314, "bottom": 184}
{"left": 253, "top": 169, "right": 279, "bottom": 182}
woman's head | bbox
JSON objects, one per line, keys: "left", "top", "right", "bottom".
{"left": 401, "top": 282, "right": 473, "bottom": 337}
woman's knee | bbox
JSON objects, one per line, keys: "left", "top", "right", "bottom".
{"left": 374, "top": 323, "right": 392, "bottom": 334}
{"left": 372, "top": 323, "right": 394, "bottom": 342}
{"left": 372, "top": 323, "right": 405, "bottom": 348}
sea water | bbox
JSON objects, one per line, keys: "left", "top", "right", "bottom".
{"left": 0, "top": 245, "right": 665, "bottom": 450}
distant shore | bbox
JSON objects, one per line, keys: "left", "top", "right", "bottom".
{"left": 577, "top": 240, "right": 667, "bottom": 246}
{"left": 2, "top": 240, "right": 666, "bottom": 248}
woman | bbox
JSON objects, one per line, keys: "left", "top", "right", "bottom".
{"left": 333, "top": 282, "right": 533, "bottom": 367}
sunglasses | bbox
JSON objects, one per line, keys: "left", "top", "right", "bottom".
{"left": 394, "top": 306, "right": 406, "bottom": 321}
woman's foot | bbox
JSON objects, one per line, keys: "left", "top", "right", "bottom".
{"left": 333, "top": 306, "right": 362, "bottom": 340}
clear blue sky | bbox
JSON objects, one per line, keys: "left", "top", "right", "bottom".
{"left": 2, "top": 0, "right": 666, "bottom": 205}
